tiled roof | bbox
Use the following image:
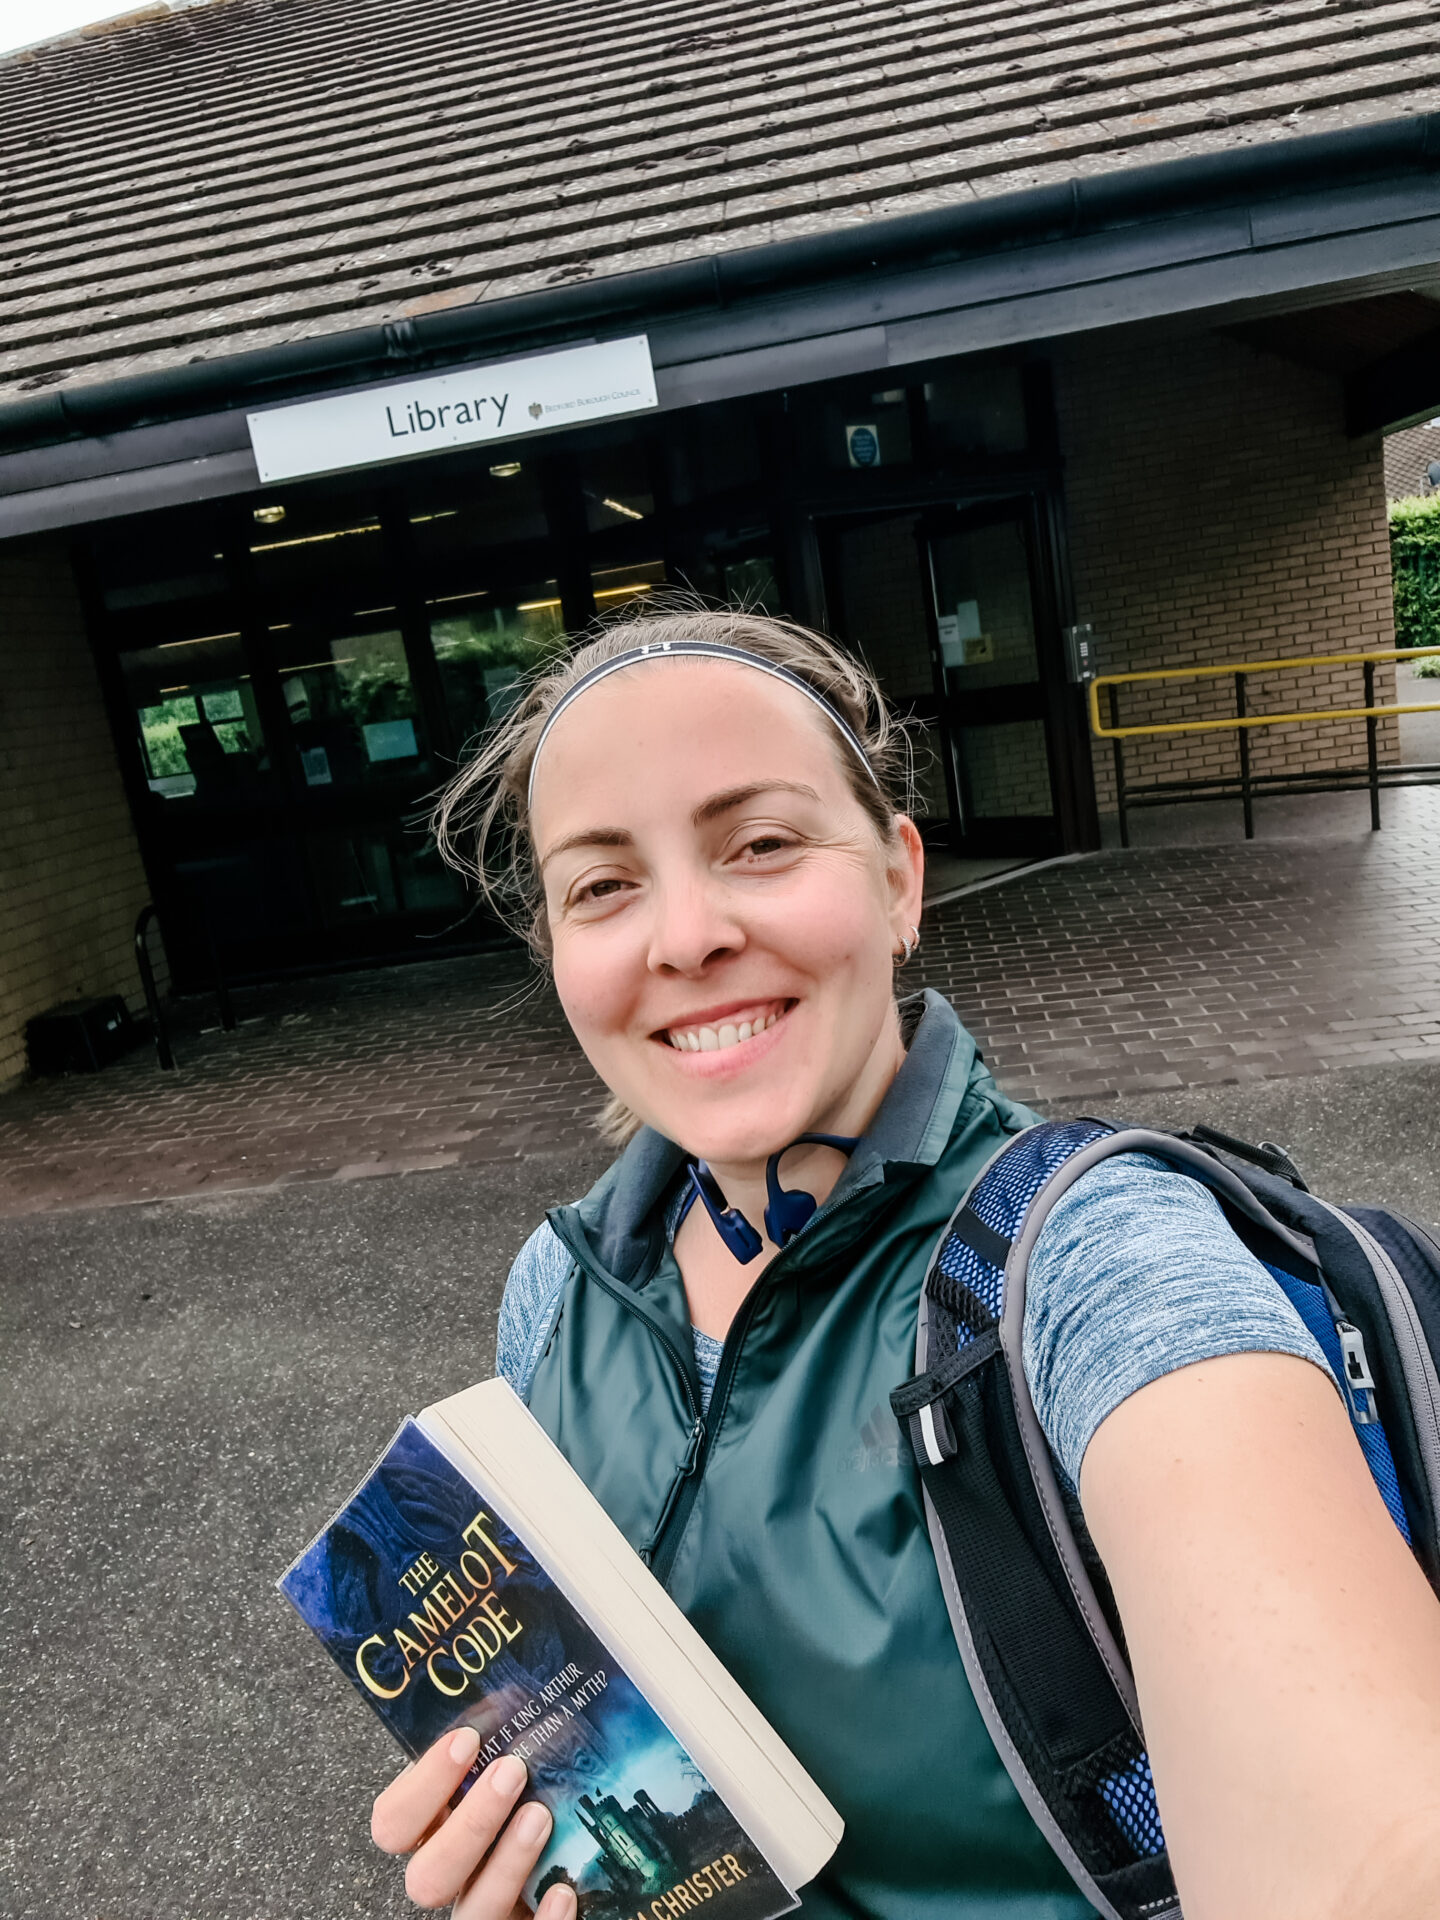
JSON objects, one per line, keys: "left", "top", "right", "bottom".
{"left": 2, "top": 0, "right": 1439, "bottom": 405}
{"left": 1385, "top": 419, "right": 1440, "bottom": 496}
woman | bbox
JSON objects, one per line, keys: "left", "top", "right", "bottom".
{"left": 370, "top": 609, "right": 1440, "bottom": 1920}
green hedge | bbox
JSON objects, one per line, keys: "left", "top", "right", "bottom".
{"left": 1390, "top": 493, "right": 1440, "bottom": 651}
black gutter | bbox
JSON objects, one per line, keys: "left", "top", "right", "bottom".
{"left": 4, "top": 112, "right": 1439, "bottom": 456}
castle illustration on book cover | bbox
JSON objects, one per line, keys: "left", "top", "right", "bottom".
{"left": 280, "top": 1420, "right": 795, "bottom": 1920}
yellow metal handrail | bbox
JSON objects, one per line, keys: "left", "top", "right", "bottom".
{"left": 1089, "top": 645, "right": 1440, "bottom": 739}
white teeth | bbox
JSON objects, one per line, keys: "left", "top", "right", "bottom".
{"left": 668, "top": 1005, "right": 785, "bottom": 1052}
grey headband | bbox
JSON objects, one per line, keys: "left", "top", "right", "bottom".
{"left": 525, "top": 639, "right": 882, "bottom": 811}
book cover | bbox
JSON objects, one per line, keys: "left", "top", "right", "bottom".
{"left": 279, "top": 1418, "right": 797, "bottom": 1920}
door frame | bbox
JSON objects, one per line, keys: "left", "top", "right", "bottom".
{"left": 808, "top": 484, "right": 1094, "bottom": 857}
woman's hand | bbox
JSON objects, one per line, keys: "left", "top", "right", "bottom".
{"left": 371, "top": 1726, "right": 577, "bottom": 1920}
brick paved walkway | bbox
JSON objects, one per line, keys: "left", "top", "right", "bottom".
{"left": 2, "top": 791, "right": 1437, "bottom": 1215}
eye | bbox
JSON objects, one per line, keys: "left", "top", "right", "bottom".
{"left": 574, "top": 876, "right": 628, "bottom": 903}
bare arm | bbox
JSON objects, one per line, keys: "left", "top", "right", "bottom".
{"left": 1081, "top": 1350, "right": 1440, "bottom": 1920}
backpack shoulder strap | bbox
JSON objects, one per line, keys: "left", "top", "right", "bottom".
{"left": 892, "top": 1118, "right": 1183, "bottom": 1920}
{"left": 893, "top": 1115, "right": 1440, "bottom": 1920}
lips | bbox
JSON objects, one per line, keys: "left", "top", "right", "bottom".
{"left": 661, "top": 998, "right": 793, "bottom": 1054}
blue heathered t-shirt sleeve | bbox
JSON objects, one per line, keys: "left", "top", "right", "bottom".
{"left": 1024, "top": 1153, "right": 1333, "bottom": 1488}
{"left": 495, "top": 1221, "right": 575, "bottom": 1399}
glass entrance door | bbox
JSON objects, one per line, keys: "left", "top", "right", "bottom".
{"left": 922, "top": 501, "right": 1057, "bottom": 853}
{"left": 819, "top": 497, "right": 1063, "bottom": 856}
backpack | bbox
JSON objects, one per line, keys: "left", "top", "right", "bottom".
{"left": 889, "top": 1118, "right": 1440, "bottom": 1920}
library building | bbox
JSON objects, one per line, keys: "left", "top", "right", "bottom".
{"left": 3, "top": 0, "right": 1440, "bottom": 1081}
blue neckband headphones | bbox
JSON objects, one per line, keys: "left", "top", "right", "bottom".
{"left": 682, "top": 1134, "right": 860, "bottom": 1264}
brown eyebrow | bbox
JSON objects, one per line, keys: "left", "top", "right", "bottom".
{"left": 540, "top": 783, "right": 821, "bottom": 871}
{"left": 537, "top": 826, "right": 632, "bottom": 871}
{"left": 690, "top": 780, "right": 821, "bottom": 825}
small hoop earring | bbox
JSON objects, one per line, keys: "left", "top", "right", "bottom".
{"left": 894, "top": 924, "right": 921, "bottom": 965}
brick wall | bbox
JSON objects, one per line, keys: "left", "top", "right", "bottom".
{"left": 1054, "top": 330, "right": 1397, "bottom": 814}
{"left": 0, "top": 538, "right": 152, "bottom": 1088}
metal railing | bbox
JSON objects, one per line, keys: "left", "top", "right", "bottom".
{"left": 134, "top": 904, "right": 236, "bottom": 1071}
{"left": 1087, "top": 646, "right": 1440, "bottom": 846}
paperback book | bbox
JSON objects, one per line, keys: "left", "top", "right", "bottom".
{"left": 279, "top": 1379, "right": 841, "bottom": 1919}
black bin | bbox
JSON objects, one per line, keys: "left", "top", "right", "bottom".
{"left": 26, "top": 996, "right": 138, "bottom": 1076}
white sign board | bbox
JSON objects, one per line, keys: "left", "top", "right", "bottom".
{"left": 247, "top": 336, "right": 658, "bottom": 484}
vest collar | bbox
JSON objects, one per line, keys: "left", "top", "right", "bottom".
{"left": 555, "top": 990, "right": 982, "bottom": 1289}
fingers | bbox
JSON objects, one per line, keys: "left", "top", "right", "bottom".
{"left": 450, "top": 1798, "right": 567, "bottom": 1920}
{"left": 373, "top": 1726, "right": 484, "bottom": 1856}
{"left": 403, "top": 1752, "right": 530, "bottom": 1910}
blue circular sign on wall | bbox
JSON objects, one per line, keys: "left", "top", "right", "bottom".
{"left": 847, "top": 425, "right": 880, "bottom": 468}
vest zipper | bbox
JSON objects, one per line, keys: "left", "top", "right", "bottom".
{"left": 646, "top": 1183, "right": 878, "bottom": 1587}
{"left": 552, "top": 1183, "right": 879, "bottom": 1589}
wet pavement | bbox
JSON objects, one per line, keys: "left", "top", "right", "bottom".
{"left": 4, "top": 791, "right": 1440, "bottom": 1918}
{"left": 2, "top": 789, "right": 1439, "bottom": 1216}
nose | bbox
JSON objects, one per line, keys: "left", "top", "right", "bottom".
{"left": 645, "top": 870, "right": 746, "bottom": 977}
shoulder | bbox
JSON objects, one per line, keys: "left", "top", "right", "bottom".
{"left": 495, "top": 1220, "right": 576, "bottom": 1400}
{"left": 1022, "top": 1151, "right": 1330, "bottom": 1487}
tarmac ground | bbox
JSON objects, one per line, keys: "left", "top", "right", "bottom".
{"left": 4, "top": 778, "right": 1440, "bottom": 1918}
{"left": 3, "top": 1060, "right": 1438, "bottom": 1920}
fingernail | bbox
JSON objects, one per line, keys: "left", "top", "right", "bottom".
{"left": 489, "top": 1753, "right": 527, "bottom": 1799}
{"left": 515, "top": 1800, "right": 553, "bottom": 1845}
{"left": 448, "top": 1727, "right": 481, "bottom": 1766}
{"left": 540, "top": 1887, "right": 576, "bottom": 1920}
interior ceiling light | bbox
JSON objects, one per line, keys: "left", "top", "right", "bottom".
{"left": 158, "top": 630, "right": 242, "bottom": 649}
{"left": 250, "top": 519, "right": 380, "bottom": 552}
{"left": 601, "top": 497, "right": 645, "bottom": 521}
{"left": 410, "top": 509, "right": 460, "bottom": 523}
{"left": 518, "top": 596, "right": 563, "bottom": 611}
{"left": 489, "top": 462, "right": 523, "bottom": 479}
{"left": 253, "top": 504, "right": 286, "bottom": 525}
{"left": 594, "top": 583, "right": 654, "bottom": 600}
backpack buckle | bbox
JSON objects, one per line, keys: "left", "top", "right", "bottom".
{"left": 1337, "top": 1322, "right": 1378, "bottom": 1425}
{"left": 890, "top": 1328, "right": 1003, "bottom": 1466}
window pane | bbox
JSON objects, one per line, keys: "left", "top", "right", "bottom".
{"left": 591, "top": 558, "right": 666, "bottom": 613}
{"left": 930, "top": 518, "right": 1040, "bottom": 691}
{"left": 249, "top": 497, "right": 394, "bottom": 619}
{"left": 579, "top": 434, "right": 656, "bottom": 533}
{"left": 410, "top": 465, "right": 549, "bottom": 582}
{"left": 275, "top": 629, "right": 427, "bottom": 789}
{"left": 306, "top": 830, "right": 466, "bottom": 924}
{"left": 120, "top": 630, "right": 269, "bottom": 800}
{"left": 430, "top": 588, "right": 567, "bottom": 750}
{"left": 924, "top": 365, "right": 1028, "bottom": 456}
{"left": 957, "top": 720, "right": 1054, "bottom": 818}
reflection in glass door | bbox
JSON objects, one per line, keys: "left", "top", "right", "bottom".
{"left": 819, "top": 498, "right": 1062, "bottom": 855}
{"left": 923, "top": 504, "right": 1057, "bottom": 849}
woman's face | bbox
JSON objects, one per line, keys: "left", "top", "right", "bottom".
{"left": 530, "top": 660, "right": 925, "bottom": 1167}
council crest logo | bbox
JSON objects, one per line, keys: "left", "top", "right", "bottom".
{"left": 528, "top": 401, "right": 543, "bottom": 419}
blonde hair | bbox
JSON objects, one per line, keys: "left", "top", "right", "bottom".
{"left": 431, "top": 599, "right": 917, "bottom": 1141}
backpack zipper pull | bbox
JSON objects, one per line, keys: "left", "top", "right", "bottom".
{"left": 1337, "top": 1322, "right": 1378, "bottom": 1425}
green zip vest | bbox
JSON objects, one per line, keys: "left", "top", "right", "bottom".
{"left": 528, "top": 992, "right": 1096, "bottom": 1920}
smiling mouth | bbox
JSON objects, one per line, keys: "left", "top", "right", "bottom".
{"left": 660, "top": 999, "right": 794, "bottom": 1054}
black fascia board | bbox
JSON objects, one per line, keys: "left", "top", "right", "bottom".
{"left": 3, "top": 111, "right": 1440, "bottom": 457}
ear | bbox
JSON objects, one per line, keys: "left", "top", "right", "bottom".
{"left": 886, "top": 815, "right": 926, "bottom": 929}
